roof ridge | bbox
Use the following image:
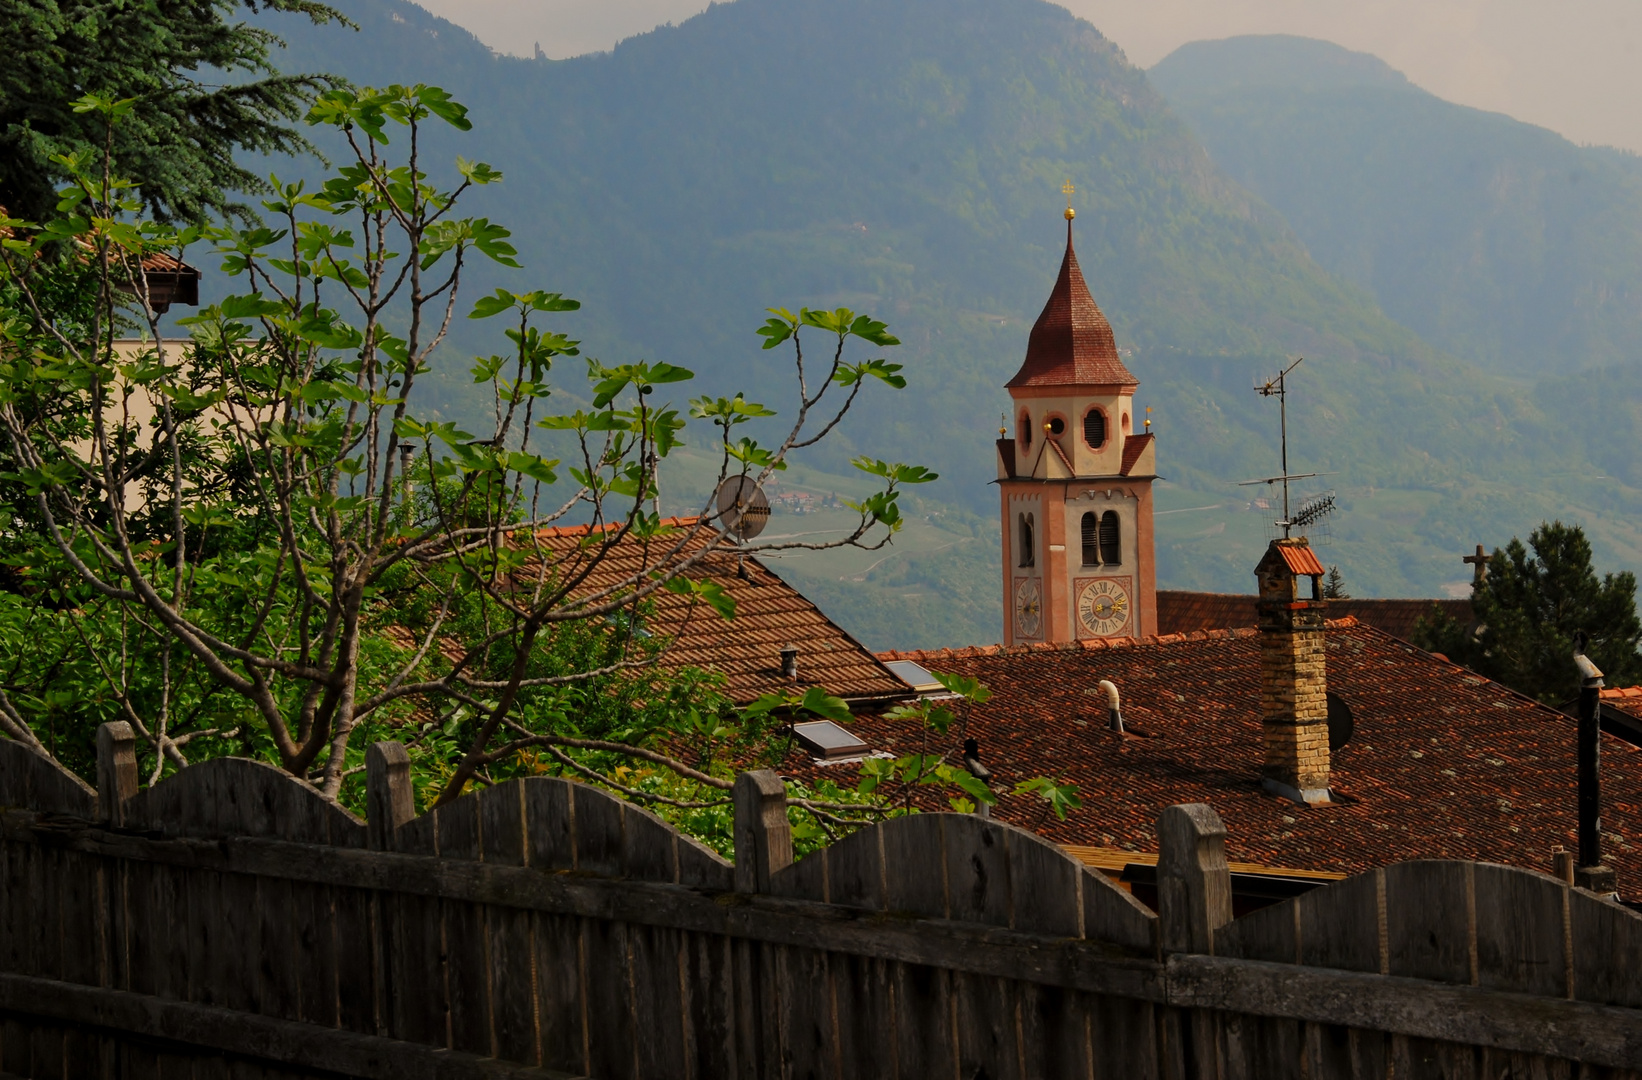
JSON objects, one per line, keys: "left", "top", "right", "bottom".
{"left": 875, "top": 625, "right": 1271, "bottom": 664}
{"left": 535, "top": 515, "right": 703, "bottom": 540}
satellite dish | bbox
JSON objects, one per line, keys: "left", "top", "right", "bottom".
{"left": 714, "top": 476, "right": 770, "bottom": 541}
{"left": 1326, "top": 692, "right": 1355, "bottom": 753}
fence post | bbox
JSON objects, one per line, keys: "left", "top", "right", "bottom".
{"left": 96, "top": 721, "right": 138, "bottom": 827}
{"left": 1157, "top": 803, "right": 1234, "bottom": 1080}
{"left": 1156, "top": 803, "right": 1233, "bottom": 955}
{"left": 734, "top": 769, "right": 792, "bottom": 893}
{"left": 367, "top": 741, "right": 416, "bottom": 851}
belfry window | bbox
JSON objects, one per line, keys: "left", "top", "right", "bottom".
{"left": 1083, "top": 409, "right": 1107, "bottom": 449}
{"left": 1080, "top": 512, "right": 1098, "bottom": 566}
{"left": 1099, "top": 511, "right": 1121, "bottom": 566}
{"left": 1018, "top": 411, "right": 1033, "bottom": 450}
{"left": 1019, "top": 513, "right": 1035, "bottom": 567}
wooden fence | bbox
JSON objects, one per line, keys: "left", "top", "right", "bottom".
{"left": 0, "top": 722, "right": 1639, "bottom": 1078}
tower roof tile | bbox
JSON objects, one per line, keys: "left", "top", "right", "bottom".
{"left": 1007, "top": 223, "right": 1138, "bottom": 390}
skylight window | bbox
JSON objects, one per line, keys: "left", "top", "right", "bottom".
{"left": 883, "top": 659, "right": 943, "bottom": 694}
{"left": 792, "top": 720, "right": 869, "bottom": 760}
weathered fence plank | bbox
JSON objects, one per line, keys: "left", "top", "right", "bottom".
{"left": 1016, "top": 982, "right": 1092, "bottom": 1080}
{"left": 1384, "top": 861, "right": 1477, "bottom": 985}
{"left": 1570, "top": 886, "right": 1642, "bottom": 1009}
{"left": 954, "top": 968, "right": 1023, "bottom": 1080}
{"left": 882, "top": 815, "right": 948, "bottom": 918}
{"left": 293, "top": 877, "right": 339, "bottom": 1029}
{"left": 891, "top": 961, "right": 958, "bottom": 1078}
{"left": 478, "top": 783, "right": 539, "bottom": 1066}
{"left": 773, "top": 941, "right": 836, "bottom": 1080}
{"left": 580, "top": 916, "right": 638, "bottom": 1080}
{"left": 257, "top": 875, "right": 301, "bottom": 1024}
{"left": 1472, "top": 862, "right": 1571, "bottom": 998}
{"left": 676, "top": 922, "right": 739, "bottom": 1080}
{"left": 125, "top": 757, "right": 366, "bottom": 847}
{"left": 334, "top": 883, "right": 379, "bottom": 1035}
{"left": 0, "top": 741, "right": 96, "bottom": 818}
{"left": 826, "top": 951, "right": 897, "bottom": 1080}
{"left": 438, "top": 796, "right": 493, "bottom": 1056}
{"left": 539, "top": 910, "right": 592, "bottom": 1077}
{"left": 628, "top": 922, "right": 693, "bottom": 1080}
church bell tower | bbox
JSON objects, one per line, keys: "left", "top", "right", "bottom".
{"left": 997, "top": 196, "right": 1157, "bottom": 645}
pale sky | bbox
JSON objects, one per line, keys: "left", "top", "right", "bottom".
{"left": 411, "top": 0, "right": 1642, "bottom": 153}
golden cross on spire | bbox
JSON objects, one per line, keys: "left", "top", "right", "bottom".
{"left": 1062, "top": 179, "right": 1076, "bottom": 221}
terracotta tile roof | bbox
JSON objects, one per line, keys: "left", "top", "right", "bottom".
{"left": 528, "top": 518, "right": 911, "bottom": 706}
{"left": 1157, "top": 591, "right": 1472, "bottom": 641}
{"left": 138, "top": 251, "right": 196, "bottom": 274}
{"left": 1006, "top": 223, "right": 1138, "bottom": 389}
{"left": 1596, "top": 688, "right": 1642, "bottom": 749}
{"left": 854, "top": 619, "right": 1642, "bottom": 883}
{"left": 1119, "top": 432, "right": 1154, "bottom": 475}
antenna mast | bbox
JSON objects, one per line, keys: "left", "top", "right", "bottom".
{"left": 1272, "top": 358, "right": 1298, "bottom": 536}
{"left": 1238, "top": 357, "right": 1320, "bottom": 539}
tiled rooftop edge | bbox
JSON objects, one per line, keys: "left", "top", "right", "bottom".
{"left": 876, "top": 617, "right": 1359, "bottom": 663}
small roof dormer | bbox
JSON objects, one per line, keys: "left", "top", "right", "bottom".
{"left": 1006, "top": 219, "right": 1137, "bottom": 390}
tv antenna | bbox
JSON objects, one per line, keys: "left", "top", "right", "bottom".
{"left": 1237, "top": 358, "right": 1334, "bottom": 539}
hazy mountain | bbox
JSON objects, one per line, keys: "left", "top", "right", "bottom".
{"left": 230, "top": 0, "right": 1642, "bottom": 647}
{"left": 1151, "top": 35, "right": 1642, "bottom": 379}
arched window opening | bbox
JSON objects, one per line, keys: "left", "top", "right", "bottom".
{"left": 1083, "top": 409, "right": 1107, "bottom": 449}
{"left": 1080, "top": 512, "right": 1099, "bottom": 566}
{"left": 1099, "top": 511, "right": 1121, "bottom": 566}
{"left": 1018, "top": 411, "right": 1033, "bottom": 450}
{"left": 1019, "top": 513, "right": 1035, "bottom": 567}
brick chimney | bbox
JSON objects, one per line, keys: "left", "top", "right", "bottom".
{"left": 1254, "top": 538, "right": 1331, "bottom": 805}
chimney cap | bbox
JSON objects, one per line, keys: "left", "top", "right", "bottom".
{"left": 1574, "top": 650, "right": 1604, "bottom": 689}
{"left": 1270, "top": 538, "right": 1326, "bottom": 578}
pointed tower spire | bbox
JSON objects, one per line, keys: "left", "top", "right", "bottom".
{"left": 1006, "top": 208, "right": 1136, "bottom": 389}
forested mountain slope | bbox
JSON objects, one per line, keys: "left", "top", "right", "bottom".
{"left": 236, "top": 0, "right": 1641, "bottom": 646}
{"left": 1151, "top": 34, "right": 1642, "bottom": 378}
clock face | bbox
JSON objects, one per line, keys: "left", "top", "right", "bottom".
{"left": 1014, "top": 577, "right": 1043, "bottom": 639}
{"left": 1077, "top": 578, "right": 1131, "bottom": 637}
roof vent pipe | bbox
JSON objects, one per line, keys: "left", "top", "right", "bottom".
{"left": 780, "top": 645, "right": 798, "bottom": 682}
{"left": 1099, "top": 680, "right": 1123, "bottom": 734}
{"left": 1572, "top": 634, "right": 1616, "bottom": 894}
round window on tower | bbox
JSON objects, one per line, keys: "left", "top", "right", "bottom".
{"left": 1018, "top": 411, "right": 1033, "bottom": 450}
{"left": 1083, "top": 408, "right": 1107, "bottom": 449}
{"left": 1046, "top": 416, "right": 1066, "bottom": 437}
